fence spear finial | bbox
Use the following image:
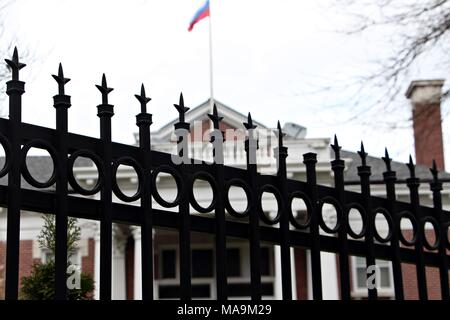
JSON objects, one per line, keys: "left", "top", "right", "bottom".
{"left": 207, "top": 103, "right": 223, "bottom": 130}
{"left": 5, "top": 47, "right": 26, "bottom": 81}
{"left": 276, "top": 121, "right": 285, "bottom": 147}
{"left": 134, "top": 83, "right": 151, "bottom": 114}
{"left": 357, "top": 141, "right": 367, "bottom": 166}
{"left": 382, "top": 147, "right": 392, "bottom": 172}
{"left": 52, "top": 63, "right": 70, "bottom": 95}
{"left": 243, "top": 112, "right": 257, "bottom": 130}
{"left": 96, "top": 73, "right": 113, "bottom": 105}
{"left": 173, "top": 92, "right": 189, "bottom": 123}
{"left": 406, "top": 154, "right": 416, "bottom": 178}
{"left": 430, "top": 159, "right": 439, "bottom": 182}
{"left": 331, "top": 134, "right": 341, "bottom": 160}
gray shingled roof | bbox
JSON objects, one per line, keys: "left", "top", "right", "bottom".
{"left": 0, "top": 152, "right": 447, "bottom": 190}
{"left": 341, "top": 150, "right": 450, "bottom": 181}
{"left": 0, "top": 156, "right": 92, "bottom": 190}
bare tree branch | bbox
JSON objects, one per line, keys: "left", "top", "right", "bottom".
{"left": 312, "top": 0, "right": 450, "bottom": 137}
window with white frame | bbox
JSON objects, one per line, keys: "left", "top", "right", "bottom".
{"left": 156, "top": 245, "right": 275, "bottom": 299}
{"left": 352, "top": 256, "right": 394, "bottom": 298}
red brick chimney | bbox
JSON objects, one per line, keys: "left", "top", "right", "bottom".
{"left": 405, "top": 79, "right": 445, "bottom": 170}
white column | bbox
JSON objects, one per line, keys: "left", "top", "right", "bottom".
{"left": 306, "top": 248, "right": 340, "bottom": 300}
{"left": 320, "top": 251, "right": 339, "bottom": 300}
{"left": 93, "top": 223, "right": 101, "bottom": 300}
{"left": 112, "top": 236, "right": 127, "bottom": 300}
{"left": 320, "top": 210, "right": 340, "bottom": 300}
{"left": 273, "top": 245, "right": 282, "bottom": 300}
{"left": 274, "top": 245, "right": 298, "bottom": 300}
{"left": 132, "top": 227, "right": 142, "bottom": 300}
{"left": 306, "top": 250, "right": 312, "bottom": 300}
{"left": 290, "top": 248, "right": 297, "bottom": 300}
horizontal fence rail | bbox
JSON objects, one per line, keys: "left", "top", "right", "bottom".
{"left": 0, "top": 48, "right": 449, "bottom": 300}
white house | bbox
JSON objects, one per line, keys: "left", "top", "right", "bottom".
{"left": 0, "top": 80, "right": 448, "bottom": 300}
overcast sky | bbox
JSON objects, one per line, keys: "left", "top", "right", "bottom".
{"left": 3, "top": 0, "right": 450, "bottom": 167}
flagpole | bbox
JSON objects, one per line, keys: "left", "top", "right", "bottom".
{"left": 208, "top": 0, "right": 214, "bottom": 114}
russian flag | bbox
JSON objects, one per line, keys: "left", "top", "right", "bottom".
{"left": 188, "top": 0, "right": 210, "bottom": 32}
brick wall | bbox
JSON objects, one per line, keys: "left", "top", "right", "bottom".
{"left": 125, "top": 237, "right": 134, "bottom": 300}
{"left": 19, "top": 240, "right": 40, "bottom": 291}
{"left": 412, "top": 102, "right": 445, "bottom": 170}
{"left": 401, "top": 229, "right": 450, "bottom": 300}
{"left": 0, "top": 240, "right": 40, "bottom": 298}
{"left": 343, "top": 228, "right": 449, "bottom": 300}
{"left": 0, "top": 237, "right": 98, "bottom": 299}
{"left": 81, "top": 238, "right": 95, "bottom": 277}
{"left": 187, "top": 120, "right": 244, "bottom": 142}
{"left": 406, "top": 80, "right": 446, "bottom": 170}
{"left": 294, "top": 248, "right": 308, "bottom": 300}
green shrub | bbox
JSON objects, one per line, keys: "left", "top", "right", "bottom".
{"left": 20, "top": 261, "right": 94, "bottom": 300}
{"left": 20, "top": 215, "right": 95, "bottom": 300}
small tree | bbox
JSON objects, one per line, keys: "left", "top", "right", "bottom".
{"left": 20, "top": 215, "right": 95, "bottom": 300}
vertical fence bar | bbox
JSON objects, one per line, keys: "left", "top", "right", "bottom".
{"left": 135, "top": 84, "right": 154, "bottom": 300}
{"left": 276, "top": 122, "right": 292, "bottom": 300}
{"left": 4, "top": 47, "right": 25, "bottom": 300}
{"left": 357, "top": 142, "right": 378, "bottom": 300}
{"left": 303, "top": 152, "right": 323, "bottom": 300}
{"left": 429, "top": 160, "right": 450, "bottom": 300}
{"left": 244, "top": 113, "right": 261, "bottom": 300}
{"left": 382, "top": 148, "right": 404, "bottom": 300}
{"left": 96, "top": 74, "right": 114, "bottom": 300}
{"left": 406, "top": 156, "right": 428, "bottom": 300}
{"left": 52, "top": 64, "right": 71, "bottom": 300}
{"left": 208, "top": 105, "right": 228, "bottom": 300}
{"left": 330, "top": 136, "right": 351, "bottom": 300}
{"left": 174, "top": 93, "right": 192, "bottom": 300}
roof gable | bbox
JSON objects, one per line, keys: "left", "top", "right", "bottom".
{"left": 151, "top": 99, "right": 268, "bottom": 142}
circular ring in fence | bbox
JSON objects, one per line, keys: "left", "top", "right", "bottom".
{"left": 189, "top": 171, "right": 218, "bottom": 214}
{"left": 68, "top": 150, "right": 104, "bottom": 196}
{"left": 398, "top": 211, "right": 418, "bottom": 246}
{"left": 112, "top": 156, "right": 144, "bottom": 202}
{"left": 152, "top": 165, "right": 182, "bottom": 208}
{"left": 346, "top": 203, "right": 367, "bottom": 239}
{"left": 0, "top": 133, "right": 11, "bottom": 178}
{"left": 224, "top": 178, "right": 251, "bottom": 218}
{"left": 318, "top": 197, "right": 342, "bottom": 234}
{"left": 21, "top": 139, "right": 58, "bottom": 189}
{"left": 422, "top": 216, "right": 440, "bottom": 251}
{"left": 373, "top": 208, "right": 393, "bottom": 243}
{"left": 288, "top": 191, "right": 312, "bottom": 230}
{"left": 257, "top": 184, "right": 282, "bottom": 225}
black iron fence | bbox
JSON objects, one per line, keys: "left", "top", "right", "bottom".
{"left": 1, "top": 48, "right": 449, "bottom": 300}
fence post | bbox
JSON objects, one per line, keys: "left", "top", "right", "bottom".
{"left": 244, "top": 113, "right": 262, "bottom": 301}
{"left": 406, "top": 156, "right": 428, "bottom": 300}
{"left": 4, "top": 48, "right": 25, "bottom": 300}
{"left": 208, "top": 104, "right": 228, "bottom": 300}
{"left": 303, "top": 152, "right": 323, "bottom": 300}
{"left": 52, "top": 63, "right": 71, "bottom": 300}
{"left": 173, "top": 93, "right": 192, "bottom": 300}
{"left": 357, "top": 142, "right": 378, "bottom": 300}
{"left": 330, "top": 136, "right": 351, "bottom": 300}
{"left": 382, "top": 148, "right": 404, "bottom": 300}
{"left": 429, "top": 160, "right": 449, "bottom": 300}
{"left": 96, "top": 74, "right": 114, "bottom": 300}
{"left": 135, "top": 84, "right": 154, "bottom": 300}
{"left": 275, "top": 121, "right": 292, "bottom": 300}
